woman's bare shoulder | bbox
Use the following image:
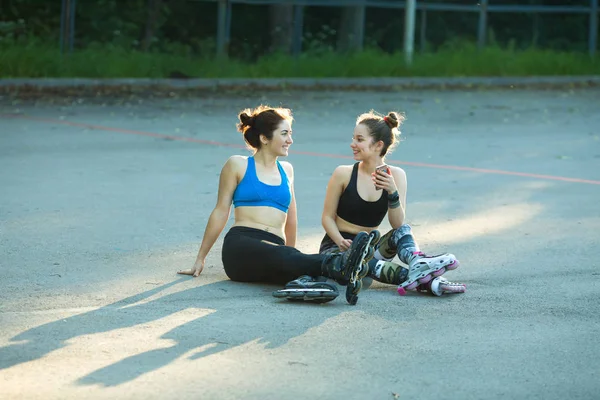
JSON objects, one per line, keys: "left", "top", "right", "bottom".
{"left": 225, "top": 155, "right": 248, "bottom": 167}
{"left": 327, "top": 165, "right": 354, "bottom": 189}
{"left": 221, "top": 155, "right": 249, "bottom": 177}
{"left": 389, "top": 165, "right": 407, "bottom": 177}
{"left": 332, "top": 164, "right": 354, "bottom": 177}
{"left": 279, "top": 160, "right": 294, "bottom": 173}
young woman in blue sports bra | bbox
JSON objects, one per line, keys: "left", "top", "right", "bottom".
{"left": 320, "top": 111, "right": 466, "bottom": 297}
{"left": 177, "top": 105, "right": 380, "bottom": 305}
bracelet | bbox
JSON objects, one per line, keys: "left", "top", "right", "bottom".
{"left": 387, "top": 190, "right": 399, "bottom": 202}
{"left": 387, "top": 190, "right": 400, "bottom": 209}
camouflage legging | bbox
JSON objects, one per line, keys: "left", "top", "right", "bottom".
{"left": 318, "top": 229, "right": 410, "bottom": 285}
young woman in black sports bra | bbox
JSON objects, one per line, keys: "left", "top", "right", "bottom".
{"left": 320, "top": 111, "right": 466, "bottom": 296}
{"left": 177, "top": 105, "right": 379, "bottom": 305}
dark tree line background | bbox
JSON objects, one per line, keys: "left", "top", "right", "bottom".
{"left": 0, "top": 0, "right": 596, "bottom": 58}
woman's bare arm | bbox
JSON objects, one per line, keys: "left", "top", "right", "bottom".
{"left": 178, "top": 156, "right": 241, "bottom": 277}
{"left": 282, "top": 162, "right": 297, "bottom": 247}
{"left": 387, "top": 167, "right": 407, "bottom": 228}
{"left": 321, "top": 166, "right": 351, "bottom": 250}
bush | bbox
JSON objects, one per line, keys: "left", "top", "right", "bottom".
{"left": 1, "top": 38, "right": 598, "bottom": 78}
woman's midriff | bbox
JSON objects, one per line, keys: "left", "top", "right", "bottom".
{"left": 335, "top": 215, "right": 379, "bottom": 235}
{"left": 233, "top": 206, "right": 288, "bottom": 241}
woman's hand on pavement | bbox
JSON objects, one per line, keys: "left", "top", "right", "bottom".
{"left": 177, "top": 259, "right": 205, "bottom": 277}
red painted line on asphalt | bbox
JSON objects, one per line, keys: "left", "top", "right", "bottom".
{"left": 1, "top": 114, "right": 245, "bottom": 149}
{"left": 3, "top": 113, "right": 600, "bottom": 186}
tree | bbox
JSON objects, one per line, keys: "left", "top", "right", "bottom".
{"left": 141, "top": 0, "right": 164, "bottom": 51}
{"left": 337, "top": 6, "right": 365, "bottom": 52}
{"left": 269, "top": 4, "right": 294, "bottom": 54}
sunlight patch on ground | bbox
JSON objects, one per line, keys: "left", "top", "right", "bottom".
{"left": 0, "top": 308, "right": 216, "bottom": 396}
{"left": 415, "top": 203, "right": 544, "bottom": 245}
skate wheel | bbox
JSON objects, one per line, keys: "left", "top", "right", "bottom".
{"left": 346, "top": 285, "right": 357, "bottom": 304}
{"left": 365, "top": 246, "right": 374, "bottom": 261}
{"left": 405, "top": 281, "right": 419, "bottom": 291}
{"left": 432, "top": 268, "right": 446, "bottom": 277}
{"left": 346, "top": 281, "right": 362, "bottom": 305}
{"left": 369, "top": 230, "right": 381, "bottom": 246}
{"left": 446, "top": 260, "right": 459, "bottom": 271}
{"left": 418, "top": 275, "right": 433, "bottom": 284}
{"left": 351, "top": 280, "right": 363, "bottom": 295}
{"left": 397, "top": 286, "right": 407, "bottom": 296}
{"left": 356, "top": 259, "right": 370, "bottom": 280}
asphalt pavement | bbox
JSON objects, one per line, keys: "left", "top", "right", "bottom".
{"left": 1, "top": 85, "right": 599, "bottom": 400}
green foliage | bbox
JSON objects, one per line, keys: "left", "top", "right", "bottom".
{"left": 1, "top": 39, "right": 598, "bottom": 78}
{"left": 1, "top": 0, "right": 598, "bottom": 55}
{"left": 0, "top": 0, "right": 598, "bottom": 78}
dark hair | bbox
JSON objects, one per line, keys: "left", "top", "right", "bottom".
{"left": 236, "top": 105, "right": 293, "bottom": 150}
{"left": 356, "top": 110, "right": 404, "bottom": 157}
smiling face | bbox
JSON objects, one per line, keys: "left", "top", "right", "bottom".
{"left": 263, "top": 119, "right": 293, "bottom": 157}
{"left": 350, "top": 123, "right": 380, "bottom": 161}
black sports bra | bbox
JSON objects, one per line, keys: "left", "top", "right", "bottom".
{"left": 336, "top": 163, "right": 387, "bottom": 227}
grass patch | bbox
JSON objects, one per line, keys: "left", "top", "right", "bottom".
{"left": 1, "top": 40, "right": 599, "bottom": 78}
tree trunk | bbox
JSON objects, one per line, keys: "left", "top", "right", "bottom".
{"left": 141, "top": 0, "right": 164, "bottom": 52}
{"left": 269, "top": 4, "right": 294, "bottom": 54}
{"left": 337, "top": 6, "right": 365, "bottom": 52}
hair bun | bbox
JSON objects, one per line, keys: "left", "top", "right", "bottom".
{"left": 239, "top": 112, "right": 255, "bottom": 127}
{"left": 384, "top": 112, "right": 399, "bottom": 129}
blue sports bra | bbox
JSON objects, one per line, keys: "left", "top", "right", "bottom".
{"left": 232, "top": 156, "right": 292, "bottom": 213}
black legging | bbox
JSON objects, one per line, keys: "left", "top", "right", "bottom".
{"left": 222, "top": 226, "right": 324, "bottom": 284}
